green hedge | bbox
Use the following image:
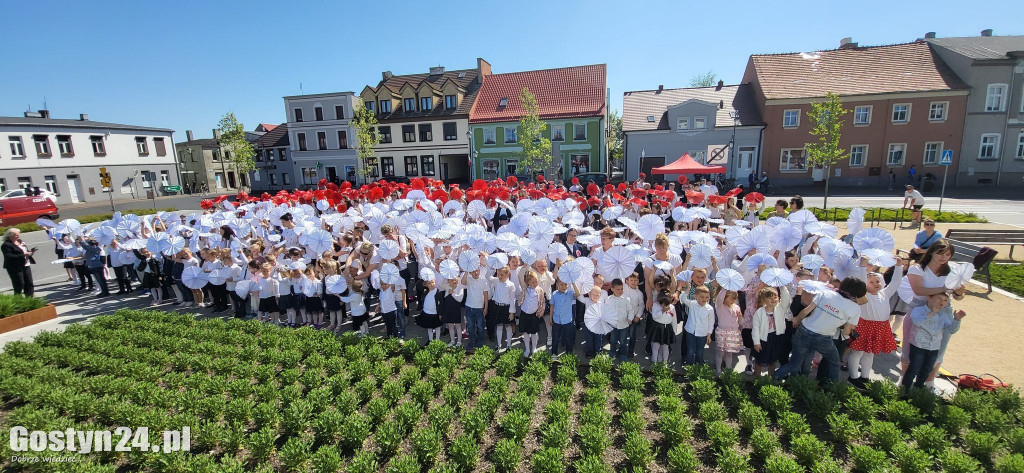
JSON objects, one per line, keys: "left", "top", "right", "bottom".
{"left": 0, "top": 293, "right": 48, "bottom": 319}
{"left": 991, "top": 264, "right": 1024, "bottom": 298}
{"left": 0, "top": 207, "right": 178, "bottom": 235}
{"left": 759, "top": 207, "right": 987, "bottom": 224}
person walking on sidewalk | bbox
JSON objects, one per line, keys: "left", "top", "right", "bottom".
{"left": 902, "top": 185, "right": 926, "bottom": 228}
{"left": 2, "top": 228, "right": 37, "bottom": 297}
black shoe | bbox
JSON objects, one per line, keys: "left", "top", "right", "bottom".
{"left": 849, "top": 377, "right": 868, "bottom": 390}
{"left": 77, "top": 286, "right": 87, "bottom": 291}
{"left": 98, "top": 293, "right": 111, "bottom": 298}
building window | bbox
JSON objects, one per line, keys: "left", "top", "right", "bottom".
{"left": 90, "top": 136, "right": 106, "bottom": 156}
{"left": 404, "top": 98, "right": 415, "bottom": 112}
{"left": 783, "top": 110, "right": 800, "bottom": 128}
{"left": 378, "top": 126, "right": 392, "bottom": 143}
{"left": 294, "top": 108, "right": 304, "bottom": 122}
{"left": 506, "top": 159, "right": 518, "bottom": 177}
{"left": 986, "top": 84, "right": 1008, "bottom": 112}
{"left": 892, "top": 104, "right": 910, "bottom": 123}
{"left": 338, "top": 130, "right": 348, "bottom": 149}
{"left": 483, "top": 128, "right": 496, "bottom": 145}
{"left": 282, "top": 173, "right": 290, "bottom": 185}
{"left": 779, "top": 148, "right": 806, "bottom": 172}
{"left": 269, "top": 174, "right": 278, "bottom": 186}
{"left": 923, "top": 142, "right": 943, "bottom": 165}
{"left": 419, "top": 124, "right": 432, "bottom": 141}
{"left": 9, "top": 137, "right": 24, "bottom": 157}
{"left": 315, "top": 106, "right": 324, "bottom": 121}
{"left": 405, "top": 156, "right": 419, "bottom": 176}
{"left": 18, "top": 177, "right": 31, "bottom": 190}
{"left": 504, "top": 125, "right": 517, "bottom": 143}
{"left": 212, "top": 149, "right": 220, "bottom": 161}
{"left": 297, "top": 133, "right": 307, "bottom": 151}
{"left": 0, "top": 178, "right": 6, "bottom": 192}
{"left": 56, "top": 135, "right": 74, "bottom": 157}
{"left": 302, "top": 168, "right": 317, "bottom": 185}
{"left": 443, "top": 122, "right": 458, "bottom": 141}
{"left": 364, "top": 101, "right": 375, "bottom": 112}
{"left": 677, "top": 117, "right": 690, "bottom": 130}
{"left": 482, "top": 159, "right": 499, "bottom": 180}
{"left": 34, "top": 135, "right": 51, "bottom": 157}
{"left": 135, "top": 137, "right": 149, "bottom": 156}
{"left": 979, "top": 133, "right": 1000, "bottom": 160}
{"left": 420, "top": 97, "right": 432, "bottom": 111}
{"left": 366, "top": 158, "right": 379, "bottom": 179}
{"left": 381, "top": 157, "right": 395, "bottom": 177}
{"left": 421, "top": 156, "right": 435, "bottom": 176}
{"left": 887, "top": 143, "right": 906, "bottom": 166}
{"left": 379, "top": 100, "right": 391, "bottom": 113}
{"left": 853, "top": 106, "right": 871, "bottom": 125}
{"left": 317, "top": 132, "right": 328, "bottom": 150}
{"left": 551, "top": 125, "right": 564, "bottom": 141}
{"left": 154, "top": 138, "right": 166, "bottom": 156}
{"left": 44, "top": 176, "right": 58, "bottom": 195}
{"left": 334, "top": 105, "right": 345, "bottom": 120}
{"left": 445, "top": 95, "right": 457, "bottom": 109}
{"left": 646, "top": 116, "right": 655, "bottom": 122}
{"left": 278, "top": 148, "right": 287, "bottom": 161}
{"left": 929, "top": 102, "right": 948, "bottom": 121}
{"left": 402, "top": 125, "right": 416, "bottom": 142}
{"left": 574, "top": 124, "right": 587, "bottom": 141}
{"left": 849, "top": 145, "right": 867, "bottom": 167}
{"left": 1017, "top": 132, "right": 1024, "bottom": 160}
{"left": 693, "top": 117, "right": 707, "bottom": 130}
{"left": 689, "top": 150, "right": 707, "bottom": 164}
{"left": 160, "top": 170, "right": 170, "bottom": 186}
{"left": 570, "top": 154, "right": 589, "bottom": 174}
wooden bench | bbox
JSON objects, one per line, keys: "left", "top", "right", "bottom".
{"left": 945, "top": 228, "right": 1024, "bottom": 260}
{"left": 898, "top": 239, "right": 999, "bottom": 292}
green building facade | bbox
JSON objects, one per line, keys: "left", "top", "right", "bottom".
{"left": 470, "top": 117, "right": 606, "bottom": 181}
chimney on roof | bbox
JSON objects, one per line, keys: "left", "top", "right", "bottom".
{"left": 715, "top": 80, "right": 724, "bottom": 91}
{"left": 657, "top": 85, "right": 664, "bottom": 93}
{"left": 925, "top": 32, "right": 936, "bottom": 39}
{"left": 839, "top": 37, "right": 858, "bottom": 49}
{"left": 213, "top": 129, "right": 221, "bottom": 140}
{"left": 186, "top": 130, "right": 194, "bottom": 142}
{"left": 382, "top": 70, "right": 393, "bottom": 81}
{"left": 23, "top": 111, "right": 41, "bottom": 118}
{"left": 477, "top": 58, "right": 492, "bottom": 78}
{"left": 981, "top": 29, "right": 993, "bottom": 37}
{"left": 39, "top": 110, "right": 50, "bottom": 119}
{"left": 79, "top": 113, "right": 88, "bottom": 121}
{"left": 719, "top": 100, "right": 724, "bottom": 109}
{"left": 429, "top": 66, "right": 445, "bottom": 75}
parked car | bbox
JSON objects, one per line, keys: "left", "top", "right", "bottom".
{"left": 0, "top": 196, "right": 60, "bottom": 227}
{"left": 574, "top": 172, "right": 610, "bottom": 189}
{"left": 0, "top": 187, "right": 57, "bottom": 204}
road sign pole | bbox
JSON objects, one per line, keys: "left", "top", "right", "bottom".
{"left": 939, "top": 164, "right": 948, "bottom": 214}
{"left": 938, "top": 149, "right": 953, "bottom": 214}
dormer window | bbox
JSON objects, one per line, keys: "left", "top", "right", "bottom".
{"left": 677, "top": 117, "right": 690, "bottom": 130}
{"left": 420, "top": 97, "right": 433, "bottom": 111}
{"left": 499, "top": 98, "right": 508, "bottom": 107}
{"left": 379, "top": 100, "right": 392, "bottom": 113}
{"left": 364, "top": 101, "right": 374, "bottom": 112}
{"left": 647, "top": 116, "right": 655, "bottom": 122}
{"left": 694, "top": 117, "right": 706, "bottom": 130}
{"left": 404, "top": 98, "right": 415, "bottom": 111}
{"left": 445, "top": 95, "right": 457, "bottom": 109}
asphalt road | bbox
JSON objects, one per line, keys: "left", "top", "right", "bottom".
{"left": 777, "top": 195, "right": 1024, "bottom": 227}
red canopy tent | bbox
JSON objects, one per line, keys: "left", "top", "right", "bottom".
{"left": 651, "top": 153, "right": 726, "bottom": 174}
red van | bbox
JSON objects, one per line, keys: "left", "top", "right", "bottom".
{"left": 0, "top": 196, "right": 60, "bottom": 226}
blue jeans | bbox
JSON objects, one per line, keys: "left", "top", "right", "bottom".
{"left": 684, "top": 331, "right": 706, "bottom": 365}
{"left": 395, "top": 305, "right": 407, "bottom": 338}
{"left": 774, "top": 326, "right": 842, "bottom": 381}
{"left": 551, "top": 322, "right": 576, "bottom": 355}
{"left": 610, "top": 327, "right": 630, "bottom": 361}
{"left": 382, "top": 311, "right": 399, "bottom": 338}
{"left": 585, "top": 328, "right": 605, "bottom": 356}
{"left": 904, "top": 344, "right": 938, "bottom": 389}
{"left": 465, "top": 307, "right": 485, "bottom": 349}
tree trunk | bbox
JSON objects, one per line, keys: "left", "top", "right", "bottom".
{"left": 823, "top": 165, "right": 831, "bottom": 210}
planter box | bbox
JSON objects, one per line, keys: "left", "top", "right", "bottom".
{"left": 0, "top": 304, "right": 57, "bottom": 335}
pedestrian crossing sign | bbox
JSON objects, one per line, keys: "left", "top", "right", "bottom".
{"left": 940, "top": 149, "right": 953, "bottom": 166}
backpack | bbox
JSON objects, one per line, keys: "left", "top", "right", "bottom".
{"left": 972, "top": 247, "right": 998, "bottom": 270}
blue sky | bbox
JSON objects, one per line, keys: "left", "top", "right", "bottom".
{"left": 3, "top": 0, "right": 1022, "bottom": 140}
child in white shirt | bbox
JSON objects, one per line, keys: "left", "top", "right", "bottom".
{"left": 682, "top": 286, "right": 716, "bottom": 365}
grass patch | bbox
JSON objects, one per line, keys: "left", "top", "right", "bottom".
{"left": 991, "top": 264, "right": 1024, "bottom": 298}
{"left": 0, "top": 293, "right": 47, "bottom": 319}
{"left": 0, "top": 207, "right": 178, "bottom": 234}
{"left": 760, "top": 207, "right": 987, "bottom": 223}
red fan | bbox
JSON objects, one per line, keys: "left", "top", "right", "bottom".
{"left": 707, "top": 195, "right": 728, "bottom": 205}
{"left": 639, "top": 172, "right": 646, "bottom": 179}
{"left": 472, "top": 179, "right": 487, "bottom": 192}
{"left": 744, "top": 192, "right": 765, "bottom": 204}
{"left": 725, "top": 187, "right": 743, "bottom": 198}
{"left": 631, "top": 188, "right": 647, "bottom": 199}
{"left": 527, "top": 188, "right": 543, "bottom": 199}
{"left": 677, "top": 175, "right": 689, "bottom": 185}
{"left": 213, "top": 194, "right": 229, "bottom": 204}
{"left": 616, "top": 182, "right": 628, "bottom": 192}
{"left": 235, "top": 190, "right": 249, "bottom": 202}
{"left": 506, "top": 175, "right": 518, "bottom": 187}
{"left": 654, "top": 185, "right": 664, "bottom": 192}
{"left": 450, "top": 188, "right": 464, "bottom": 200}
{"left": 571, "top": 177, "right": 580, "bottom": 185}
{"left": 629, "top": 198, "right": 646, "bottom": 207}
{"left": 685, "top": 191, "right": 705, "bottom": 204}
{"left": 586, "top": 183, "right": 599, "bottom": 196}
{"left": 535, "top": 174, "right": 546, "bottom": 183}
{"left": 587, "top": 196, "right": 601, "bottom": 207}
{"left": 200, "top": 199, "right": 214, "bottom": 210}
{"left": 318, "top": 178, "right": 327, "bottom": 187}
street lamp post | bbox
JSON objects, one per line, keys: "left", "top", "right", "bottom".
{"left": 729, "top": 111, "right": 739, "bottom": 181}
{"left": 466, "top": 130, "right": 474, "bottom": 181}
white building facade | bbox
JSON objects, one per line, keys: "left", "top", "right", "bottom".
{"left": 0, "top": 111, "right": 180, "bottom": 205}
{"left": 284, "top": 93, "right": 360, "bottom": 186}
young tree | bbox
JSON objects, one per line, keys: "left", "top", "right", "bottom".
{"left": 217, "top": 112, "right": 256, "bottom": 190}
{"left": 805, "top": 92, "right": 849, "bottom": 209}
{"left": 689, "top": 70, "right": 718, "bottom": 88}
{"left": 516, "top": 87, "right": 552, "bottom": 178}
{"left": 350, "top": 103, "right": 382, "bottom": 184}
{"left": 608, "top": 109, "right": 624, "bottom": 173}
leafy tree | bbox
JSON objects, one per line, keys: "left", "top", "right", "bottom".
{"left": 350, "top": 103, "right": 382, "bottom": 183}
{"left": 689, "top": 70, "right": 718, "bottom": 88}
{"left": 805, "top": 92, "right": 848, "bottom": 209}
{"left": 217, "top": 112, "right": 256, "bottom": 190}
{"left": 516, "top": 87, "right": 552, "bottom": 177}
{"left": 608, "top": 109, "right": 623, "bottom": 172}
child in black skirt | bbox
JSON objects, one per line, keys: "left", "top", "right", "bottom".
{"left": 303, "top": 267, "right": 324, "bottom": 329}
{"left": 751, "top": 287, "right": 791, "bottom": 377}
{"left": 518, "top": 271, "right": 545, "bottom": 356}
{"left": 415, "top": 277, "right": 443, "bottom": 341}
{"left": 438, "top": 277, "right": 466, "bottom": 348}
{"left": 139, "top": 249, "right": 163, "bottom": 305}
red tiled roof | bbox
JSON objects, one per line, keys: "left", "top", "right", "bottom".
{"left": 469, "top": 64, "right": 606, "bottom": 123}
{"left": 258, "top": 123, "right": 278, "bottom": 132}
{"left": 748, "top": 42, "right": 967, "bottom": 100}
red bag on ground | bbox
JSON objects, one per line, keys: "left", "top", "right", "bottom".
{"left": 957, "top": 374, "right": 1010, "bottom": 392}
